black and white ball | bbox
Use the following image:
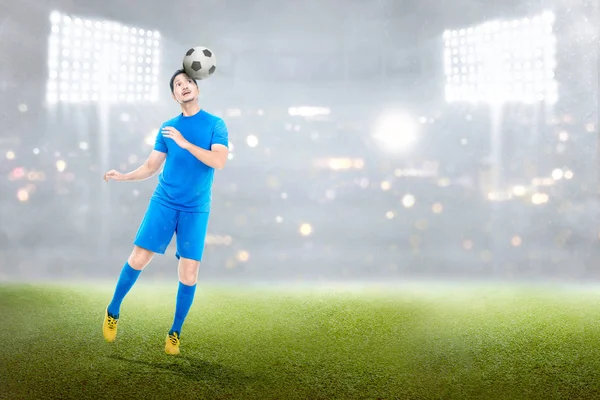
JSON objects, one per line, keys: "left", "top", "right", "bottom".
{"left": 182, "top": 46, "right": 217, "bottom": 80}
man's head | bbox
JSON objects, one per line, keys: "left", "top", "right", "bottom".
{"left": 169, "top": 69, "right": 199, "bottom": 104}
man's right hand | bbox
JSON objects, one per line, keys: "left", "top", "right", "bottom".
{"left": 103, "top": 169, "right": 125, "bottom": 182}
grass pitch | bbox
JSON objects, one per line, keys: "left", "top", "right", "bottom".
{"left": 1, "top": 281, "right": 599, "bottom": 399}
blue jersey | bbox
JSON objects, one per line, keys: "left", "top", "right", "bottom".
{"left": 151, "top": 109, "right": 228, "bottom": 213}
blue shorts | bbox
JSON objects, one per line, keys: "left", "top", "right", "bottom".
{"left": 133, "top": 200, "right": 210, "bottom": 262}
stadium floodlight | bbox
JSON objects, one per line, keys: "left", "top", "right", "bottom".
{"left": 442, "top": 10, "right": 557, "bottom": 105}
{"left": 373, "top": 112, "right": 419, "bottom": 152}
{"left": 46, "top": 10, "right": 161, "bottom": 104}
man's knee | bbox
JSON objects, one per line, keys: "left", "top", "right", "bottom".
{"left": 128, "top": 246, "right": 154, "bottom": 270}
{"left": 178, "top": 258, "right": 200, "bottom": 285}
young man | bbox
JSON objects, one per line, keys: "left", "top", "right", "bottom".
{"left": 102, "top": 69, "right": 229, "bottom": 355}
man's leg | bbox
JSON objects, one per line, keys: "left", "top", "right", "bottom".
{"left": 164, "top": 258, "right": 199, "bottom": 354}
{"left": 107, "top": 246, "right": 154, "bottom": 317}
{"left": 164, "top": 212, "right": 209, "bottom": 355}
{"left": 103, "top": 200, "right": 178, "bottom": 343}
{"left": 103, "top": 246, "right": 153, "bottom": 342}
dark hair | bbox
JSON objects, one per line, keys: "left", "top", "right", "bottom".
{"left": 169, "top": 69, "right": 198, "bottom": 93}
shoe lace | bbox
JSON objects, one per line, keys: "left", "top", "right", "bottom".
{"left": 107, "top": 316, "right": 118, "bottom": 331}
{"left": 169, "top": 333, "right": 180, "bottom": 346}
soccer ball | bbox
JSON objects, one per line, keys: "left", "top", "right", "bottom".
{"left": 182, "top": 46, "right": 217, "bottom": 80}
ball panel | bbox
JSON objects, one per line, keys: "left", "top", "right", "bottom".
{"left": 191, "top": 61, "right": 202, "bottom": 71}
{"left": 185, "top": 48, "right": 195, "bottom": 56}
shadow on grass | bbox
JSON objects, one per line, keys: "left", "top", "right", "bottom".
{"left": 107, "top": 354, "right": 259, "bottom": 385}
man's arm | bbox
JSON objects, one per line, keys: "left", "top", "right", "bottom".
{"left": 162, "top": 118, "right": 229, "bottom": 170}
{"left": 119, "top": 150, "right": 166, "bottom": 181}
{"left": 182, "top": 143, "right": 228, "bottom": 170}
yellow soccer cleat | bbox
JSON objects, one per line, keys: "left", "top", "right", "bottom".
{"left": 103, "top": 308, "right": 119, "bottom": 343}
{"left": 165, "top": 332, "right": 181, "bottom": 355}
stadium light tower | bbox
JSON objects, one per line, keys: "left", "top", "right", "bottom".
{"left": 46, "top": 10, "right": 162, "bottom": 253}
{"left": 441, "top": 10, "right": 557, "bottom": 277}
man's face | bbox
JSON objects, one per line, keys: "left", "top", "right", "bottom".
{"left": 172, "top": 73, "right": 199, "bottom": 104}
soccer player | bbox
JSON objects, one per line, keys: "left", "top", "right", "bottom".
{"left": 101, "top": 69, "right": 229, "bottom": 355}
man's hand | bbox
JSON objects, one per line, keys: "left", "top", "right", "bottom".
{"left": 162, "top": 126, "right": 190, "bottom": 149}
{"left": 103, "top": 169, "right": 125, "bottom": 182}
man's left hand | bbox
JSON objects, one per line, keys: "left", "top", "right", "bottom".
{"left": 162, "top": 127, "right": 190, "bottom": 149}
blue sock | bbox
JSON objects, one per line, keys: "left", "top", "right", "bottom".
{"left": 170, "top": 282, "right": 197, "bottom": 335}
{"left": 107, "top": 262, "right": 141, "bottom": 318}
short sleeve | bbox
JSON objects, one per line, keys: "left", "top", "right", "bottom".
{"left": 154, "top": 124, "right": 167, "bottom": 153}
{"left": 211, "top": 118, "right": 229, "bottom": 148}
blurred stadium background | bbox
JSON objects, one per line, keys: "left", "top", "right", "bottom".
{"left": 0, "top": 0, "right": 597, "bottom": 283}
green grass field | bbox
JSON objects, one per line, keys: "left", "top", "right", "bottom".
{"left": 1, "top": 281, "right": 599, "bottom": 400}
